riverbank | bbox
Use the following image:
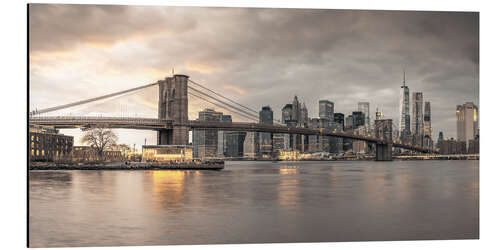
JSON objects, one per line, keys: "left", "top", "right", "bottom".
{"left": 29, "top": 161, "right": 224, "bottom": 171}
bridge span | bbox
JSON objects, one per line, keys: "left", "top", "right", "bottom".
{"left": 29, "top": 74, "right": 438, "bottom": 161}
{"left": 29, "top": 116, "right": 438, "bottom": 155}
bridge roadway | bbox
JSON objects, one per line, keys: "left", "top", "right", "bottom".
{"left": 29, "top": 116, "right": 437, "bottom": 153}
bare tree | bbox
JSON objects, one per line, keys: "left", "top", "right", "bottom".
{"left": 81, "top": 126, "right": 118, "bottom": 160}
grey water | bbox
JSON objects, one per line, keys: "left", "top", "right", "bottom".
{"left": 28, "top": 160, "right": 479, "bottom": 247}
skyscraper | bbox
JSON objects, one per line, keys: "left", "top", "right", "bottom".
{"left": 399, "top": 71, "right": 411, "bottom": 142}
{"left": 456, "top": 102, "right": 479, "bottom": 148}
{"left": 412, "top": 92, "right": 424, "bottom": 146}
{"left": 334, "top": 113, "right": 344, "bottom": 130}
{"left": 358, "top": 102, "right": 370, "bottom": 130}
{"left": 259, "top": 106, "right": 274, "bottom": 157}
{"left": 375, "top": 107, "right": 383, "bottom": 121}
{"left": 423, "top": 101, "right": 432, "bottom": 148}
{"left": 193, "top": 108, "right": 223, "bottom": 159}
{"left": 352, "top": 111, "right": 365, "bottom": 129}
{"left": 292, "top": 95, "right": 301, "bottom": 122}
{"left": 281, "top": 104, "right": 293, "bottom": 124}
{"left": 217, "top": 114, "right": 232, "bottom": 157}
{"left": 319, "top": 100, "right": 334, "bottom": 121}
{"left": 259, "top": 106, "right": 274, "bottom": 125}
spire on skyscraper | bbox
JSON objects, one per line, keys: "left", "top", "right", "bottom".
{"left": 403, "top": 68, "right": 406, "bottom": 86}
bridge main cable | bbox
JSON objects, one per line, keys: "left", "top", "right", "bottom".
{"left": 188, "top": 91, "right": 259, "bottom": 122}
{"left": 188, "top": 86, "right": 260, "bottom": 120}
{"left": 30, "top": 82, "right": 158, "bottom": 116}
{"left": 189, "top": 79, "right": 259, "bottom": 114}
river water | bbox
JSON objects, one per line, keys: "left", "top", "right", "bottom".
{"left": 28, "top": 160, "right": 479, "bottom": 247}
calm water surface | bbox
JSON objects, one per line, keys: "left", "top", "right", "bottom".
{"left": 29, "top": 160, "right": 479, "bottom": 247}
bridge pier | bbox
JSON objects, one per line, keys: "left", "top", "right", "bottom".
{"left": 374, "top": 119, "right": 393, "bottom": 161}
{"left": 375, "top": 143, "right": 392, "bottom": 161}
{"left": 157, "top": 74, "right": 189, "bottom": 145}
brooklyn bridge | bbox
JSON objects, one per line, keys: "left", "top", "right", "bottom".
{"left": 29, "top": 74, "right": 438, "bottom": 161}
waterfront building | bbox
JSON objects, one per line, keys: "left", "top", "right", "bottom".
{"left": 243, "top": 132, "right": 260, "bottom": 159}
{"left": 216, "top": 114, "right": 232, "bottom": 157}
{"left": 29, "top": 125, "right": 73, "bottom": 162}
{"left": 439, "top": 138, "right": 467, "bottom": 155}
{"left": 399, "top": 72, "right": 411, "bottom": 142}
{"left": 456, "top": 102, "right": 479, "bottom": 148}
{"left": 329, "top": 121, "right": 344, "bottom": 154}
{"left": 423, "top": 101, "right": 433, "bottom": 148}
{"left": 142, "top": 145, "right": 193, "bottom": 162}
{"left": 358, "top": 102, "right": 370, "bottom": 131}
{"left": 193, "top": 108, "right": 223, "bottom": 159}
{"left": 259, "top": 106, "right": 274, "bottom": 157}
{"left": 225, "top": 132, "right": 247, "bottom": 158}
{"left": 468, "top": 135, "right": 480, "bottom": 154}
{"left": 273, "top": 133, "right": 290, "bottom": 154}
{"left": 412, "top": 92, "right": 424, "bottom": 146}
{"left": 278, "top": 150, "right": 300, "bottom": 160}
{"left": 72, "top": 146, "right": 124, "bottom": 162}
{"left": 308, "top": 118, "right": 330, "bottom": 153}
{"left": 319, "top": 100, "right": 334, "bottom": 121}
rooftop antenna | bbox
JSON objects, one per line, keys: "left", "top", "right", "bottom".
{"left": 403, "top": 68, "right": 406, "bottom": 87}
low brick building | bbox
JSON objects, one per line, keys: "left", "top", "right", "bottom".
{"left": 29, "top": 125, "right": 73, "bottom": 162}
{"left": 72, "top": 146, "right": 125, "bottom": 162}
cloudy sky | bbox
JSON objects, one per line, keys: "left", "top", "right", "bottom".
{"left": 29, "top": 4, "right": 479, "bottom": 147}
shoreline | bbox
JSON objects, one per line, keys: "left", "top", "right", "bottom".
{"left": 29, "top": 162, "right": 224, "bottom": 171}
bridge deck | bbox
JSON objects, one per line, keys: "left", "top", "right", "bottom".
{"left": 29, "top": 116, "right": 437, "bottom": 153}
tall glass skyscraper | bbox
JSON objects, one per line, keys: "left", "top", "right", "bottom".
{"left": 456, "top": 102, "right": 479, "bottom": 148}
{"left": 357, "top": 102, "right": 370, "bottom": 130}
{"left": 319, "top": 100, "right": 334, "bottom": 121}
{"left": 399, "top": 72, "right": 411, "bottom": 142}
{"left": 259, "top": 106, "right": 274, "bottom": 156}
{"left": 423, "top": 101, "right": 432, "bottom": 148}
{"left": 412, "top": 92, "right": 424, "bottom": 146}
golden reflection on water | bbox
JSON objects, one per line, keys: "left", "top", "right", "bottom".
{"left": 279, "top": 168, "right": 299, "bottom": 175}
{"left": 278, "top": 167, "right": 300, "bottom": 208}
{"left": 151, "top": 170, "right": 187, "bottom": 210}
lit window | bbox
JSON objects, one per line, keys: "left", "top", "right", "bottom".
{"left": 42, "top": 150, "right": 45, "bottom": 156}
{"left": 31, "top": 150, "right": 34, "bottom": 156}
{"left": 36, "top": 150, "right": 39, "bottom": 156}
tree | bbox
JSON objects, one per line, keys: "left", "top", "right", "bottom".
{"left": 81, "top": 126, "right": 118, "bottom": 160}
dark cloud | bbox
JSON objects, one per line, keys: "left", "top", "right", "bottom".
{"left": 29, "top": 5, "right": 479, "bottom": 142}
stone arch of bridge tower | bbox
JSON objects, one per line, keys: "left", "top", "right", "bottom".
{"left": 157, "top": 74, "right": 189, "bottom": 145}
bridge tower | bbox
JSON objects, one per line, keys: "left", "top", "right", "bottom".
{"left": 374, "top": 119, "right": 393, "bottom": 161}
{"left": 157, "top": 74, "right": 189, "bottom": 145}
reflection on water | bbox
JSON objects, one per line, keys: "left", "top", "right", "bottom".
{"left": 29, "top": 160, "right": 479, "bottom": 247}
{"left": 151, "top": 171, "right": 187, "bottom": 210}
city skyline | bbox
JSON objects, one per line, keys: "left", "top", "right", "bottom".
{"left": 29, "top": 5, "right": 479, "bottom": 147}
